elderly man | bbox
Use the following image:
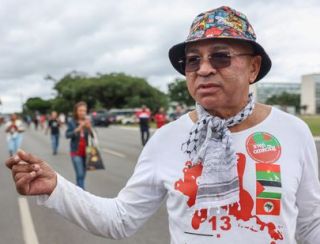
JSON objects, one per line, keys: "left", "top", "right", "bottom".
{"left": 5, "top": 6, "right": 320, "bottom": 244}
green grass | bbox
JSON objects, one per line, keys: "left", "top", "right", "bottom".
{"left": 299, "top": 115, "right": 320, "bottom": 136}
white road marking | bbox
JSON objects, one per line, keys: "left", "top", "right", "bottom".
{"left": 102, "top": 148, "right": 126, "bottom": 158}
{"left": 18, "top": 197, "right": 39, "bottom": 244}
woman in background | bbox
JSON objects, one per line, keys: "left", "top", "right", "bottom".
{"left": 66, "top": 101, "right": 93, "bottom": 189}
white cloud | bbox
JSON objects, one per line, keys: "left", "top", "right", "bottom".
{"left": 0, "top": 0, "right": 320, "bottom": 112}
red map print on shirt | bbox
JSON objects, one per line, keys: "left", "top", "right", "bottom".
{"left": 174, "top": 153, "right": 283, "bottom": 243}
{"left": 174, "top": 161, "right": 203, "bottom": 207}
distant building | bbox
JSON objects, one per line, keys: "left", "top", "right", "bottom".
{"left": 301, "top": 73, "right": 320, "bottom": 114}
{"left": 252, "top": 82, "right": 300, "bottom": 103}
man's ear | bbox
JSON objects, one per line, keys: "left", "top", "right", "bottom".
{"left": 249, "top": 55, "right": 262, "bottom": 84}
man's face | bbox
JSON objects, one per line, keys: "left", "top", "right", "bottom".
{"left": 185, "top": 39, "right": 261, "bottom": 117}
{"left": 51, "top": 112, "right": 57, "bottom": 119}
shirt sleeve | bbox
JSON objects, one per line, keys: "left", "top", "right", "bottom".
{"left": 37, "top": 132, "right": 167, "bottom": 239}
{"left": 65, "top": 121, "right": 77, "bottom": 139}
{"left": 295, "top": 125, "right": 320, "bottom": 243}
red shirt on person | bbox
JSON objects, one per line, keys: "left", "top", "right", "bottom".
{"left": 154, "top": 113, "right": 167, "bottom": 128}
{"left": 71, "top": 131, "right": 87, "bottom": 157}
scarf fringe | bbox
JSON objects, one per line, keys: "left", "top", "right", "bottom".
{"left": 194, "top": 191, "right": 239, "bottom": 211}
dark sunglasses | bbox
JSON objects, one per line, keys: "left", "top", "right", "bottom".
{"left": 178, "top": 52, "right": 255, "bottom": 72}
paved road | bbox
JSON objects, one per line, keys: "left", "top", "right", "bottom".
{"left": 1, "top": 125, "right": 320, "bottom": 244}
{"left": 0, "top": 125, "right": 169, "bottom": 244}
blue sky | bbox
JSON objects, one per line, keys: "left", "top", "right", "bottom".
{"left": 0, "top": 0, "right": 319, "bottom": 112}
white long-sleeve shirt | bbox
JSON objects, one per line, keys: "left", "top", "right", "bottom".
{"left": 38, "top": 108, "right": 320, "bottom": 244}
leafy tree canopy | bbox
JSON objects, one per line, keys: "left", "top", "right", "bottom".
{"left": 167, "top": 78, "right": 194, "bottom": 106}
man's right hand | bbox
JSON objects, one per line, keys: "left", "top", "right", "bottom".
{"left": 5, "top": 150, "right": 57, "bottom": 196}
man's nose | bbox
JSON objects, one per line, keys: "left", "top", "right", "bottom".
{"left": 197, "top": 57, "right": 217, "bottom": 76}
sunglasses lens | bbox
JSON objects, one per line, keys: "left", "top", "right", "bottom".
{"left": 185, "top": 56, "right": 200, "bottom": 72}
{"left": 210, "top": 53, "right": 231, "bottom": 68}
{"left": 182, "top": 52, "right": 232, "bottom": 72}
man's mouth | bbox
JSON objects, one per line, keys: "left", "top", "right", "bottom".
{"left": 197, "top": 83, "right": 221, "bottom": 92}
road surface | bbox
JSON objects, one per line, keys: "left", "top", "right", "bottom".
{"left": 0, "top": 125, "right": 169, "bottom": 244}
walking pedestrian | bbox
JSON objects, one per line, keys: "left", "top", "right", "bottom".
{"left": 58, "top": 113, "right": 66, "bottom": 127}
{"left": 33, "top": 114, "right": 39, "bottom": 130}
{"left": 65, "top": 101, "right": 93, "bottom": 189}
{"left": 5, "top": 113, "right": 24, "bottom": 156}
{"left": 154, "top": 107, "right": 167, "bottom": 129}
{"left": 172, "top": 104, "right": 184, "bottom": 120}
{"left": 25, "top": 115, "right": 32, "bottom": 128}
{"left": 46, "top": 111, "right": 61, "bottom": 155}
{"left": 40, "top": 114, "right": 47, "bottom": 130}
{"left": 136, "top": 105, "right": 151, "bottom": 146}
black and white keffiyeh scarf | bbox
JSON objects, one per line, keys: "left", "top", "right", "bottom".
{"left": 182, "top": 93, "right": 255, "bottom": 210}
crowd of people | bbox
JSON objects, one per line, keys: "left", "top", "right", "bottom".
{"left": 2, "top": 104, "right": 187, "bottom": 189}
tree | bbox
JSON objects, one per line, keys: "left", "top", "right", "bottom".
{"left": 53, "top": 72, "right": 168, "bottom": 112}
{"left": 50, "top": 97, "right": 72, "bottom": 114}
{"left": 168, "top": 78, "right": 194, "bottom": 106}
{"left": 24, "top": 97, "right": 52, "bottom": 114}
{"left": 23, "top": 72, "right": 169, "bottom": 114}
{"left": 265, "top": 92, "right": 300, "bottom": 113}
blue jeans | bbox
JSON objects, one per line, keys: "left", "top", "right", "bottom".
{"left": 51, "top": 134, "right": 59, "bottom": 154}
{"left": 71, "top": 156, "right": 86, "bottom": 189}
{"left": 7, "top": 134, "right": 22, "bottom": 156}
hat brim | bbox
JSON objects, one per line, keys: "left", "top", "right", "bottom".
{"left": 168, "top": 38, "right": 271, "bottom": 83}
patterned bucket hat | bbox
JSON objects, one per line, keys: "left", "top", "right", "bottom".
{"left": 168, "top": 6, "right": 271, "bottom": 83}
